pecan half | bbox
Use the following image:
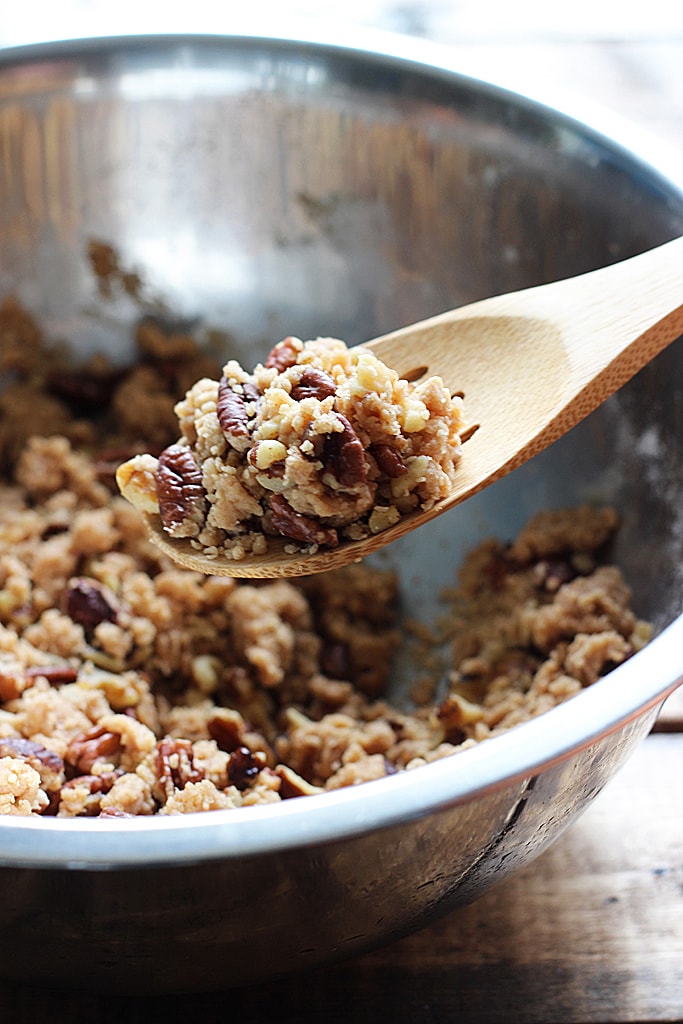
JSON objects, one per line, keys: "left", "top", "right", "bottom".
{"left": 264, "top": 336, "right": 300, "bottom": 372}
{"left": 290, "top": 367, "right": 337, "bottom": 402}
{"left": 269, "top": 495, "right": 338, "bottom": 548}
{"left": 217, "top": 375, "right": 258, "bottom": 447}
{"left": 155, "top": 737, "right": 204, "bottom": 800}
{"left": 227, "top": 746, "right": 264, "bottom": 791}
{"left": 322, "top": 414, "right": 367, "bottom": 488}
{"left": 371, "top": 443, "right": 407, "bottom": 479}
{"left": 155, "top": 444, "right": 206, "bottom": 537}
{"left": 64, "top": 578, "right": 118, "bottom": 635}
{"left": 66, "top": 726, "right": 121, "bottom": 774}
{"left": 0, "top": 737, "right": 64, "bottom": 776}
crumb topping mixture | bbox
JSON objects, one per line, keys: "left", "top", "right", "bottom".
{"left": 0, "top": 293, "right": 650, "bottom": 818}
{"left": 117, "top": 335, "right": 466, "bottom": 558}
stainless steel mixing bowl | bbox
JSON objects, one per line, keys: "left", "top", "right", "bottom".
{"left": 0, "top": 27, "right": 682, "bottom": 993}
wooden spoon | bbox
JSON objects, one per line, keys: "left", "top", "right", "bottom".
{"left": 144, "top": 236, "right": 683, "bottom": 578}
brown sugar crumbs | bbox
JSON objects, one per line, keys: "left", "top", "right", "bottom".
{"left": 0, "top": 294, "right": 651, "bottom": 817}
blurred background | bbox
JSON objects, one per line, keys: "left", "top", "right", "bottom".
{"left": 1, "top": 0, "right": 683, "bottom": 146}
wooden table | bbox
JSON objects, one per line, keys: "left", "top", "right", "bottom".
{"left": 2, "top": 719, "right": 681, "bottom": 1023}
{"left": 1, "top": 14, "right": 683, "bottom": 1023}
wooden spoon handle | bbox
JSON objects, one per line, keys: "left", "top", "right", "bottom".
{"left": 369, "top": 236, "right": 683, "bottom": 449}
{"left": 502, "top": 234, "right": 683, "bottom": 390}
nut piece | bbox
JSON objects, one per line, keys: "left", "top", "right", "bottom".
{"left": 155, "top": 444, "right": 207, "bottom": 538}
{"left": 322, "top": 414, "right": 367, "bottom": 488}
{"left": 207, "top": 709, "right": 244, "bottom": 752}
{"left": 155, "top": 737, "right": 205, "bottom": 801}
{"left": 25, "top": 664, "right": 79, "bottom": 686}
{"left": 290, "top": 367, "right": 337, "bottom": 402}
{"left": 59, "top": 769, "right": 123, "bottom": 816}
{"left": 264, "top": 336, "right": 301, "bottom": 372}
{"left": 251, "top": 439, "right": 287, "bottom": 471}
{"left": 371, "top": 443, "right": 407, "bottom": 479}
{"left": 0, "top": 664, "right": 28, "bottom": 701}
{"left": 275, "top": 764, "right": 324, "bottom": 799}
{"left": 64, "top": 577, "right": 119, "bottom": 635}
{"left": 115, "top": 453, "right": 161, "bottom": 514}
{"left": 435, "top": 693, "right": 483, "bottom": 743}
{"left": 217, "top": 376, "right": 258, "bottom": 448}
{"left": 269, "top": 495, "right": 338, "bottom": 548}
{"left": 0, "top": 737, "right": 64, "bottom": 778}
{"left": 66, "top": 725, "right": 122, "bottom": 774}
{"left": 226, "top": 746, "right": 265, "bottom": 791}
{"left": 368, "top": 505, "right": 401, "bottom": 534}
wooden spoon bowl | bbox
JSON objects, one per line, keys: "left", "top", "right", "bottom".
{"left": 144, "top": 236, "right": 683, "bottom": 578}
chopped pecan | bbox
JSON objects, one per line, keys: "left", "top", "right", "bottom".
{"left": 40, "top": 521, "right": 69, "bottom": 540}
{"left": 322, "top": 414, "right": 367, "bottom": 488}
{"left": 275, "top": 764, "right": 324, "bottom": 799}
{"left": 435, "top": 693, "right": 482, "bottom": 743}
{"left": 0, "top": 663, "right": 28, "bottom": 700}
{"left": 62, "top": 770, "right": 122, "bottom": 794}
{"left": 25, "top": 664, "right": 78, "bottom": 685}
{"left": 0, "top": 737, "right": 64, "bottom": 776}
{"left": 247, "top": 440, "right": 287, "bottom": 474}
{"left": 66, "top": 725, "right": 121, "bottom": 773}
{"left": 64, "top": 578, "right": 119, "bottom": 635}
{"left": 227, "top": 746, "right": 265, "bottom": 790}
{"left": 155, "top": 444, "right": 206, "bottom": 537}
{"left": 40, "top": 791, "right": 62, "bottom": 816}
{"left": 269, "top": 494, "right": 338, "bottom": 548}
{"left": 371, "top": 443, "right": 407, "bottom": 479}
{"left": 290, "top": 367, "right": 337, "bottom": 402}
{"left": 155, "top": 737, "right": 204, "bottom": 800}
{"left": 242, "top": 381, "right": 261, "bottom": 403}
{"left": 207, "top": 710, "right": 244, "bottom": 752}
{"left": 264, "top": 336, "right": 300, "bottom": 372}
{"left": 217, "top": 375, "right": 258, "bottom": 446}
{"left": 99, "top": 806, "right": 135, "bottom": 818}
{"left": 58, "top": 770, "right": 124, "bottom": 816}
